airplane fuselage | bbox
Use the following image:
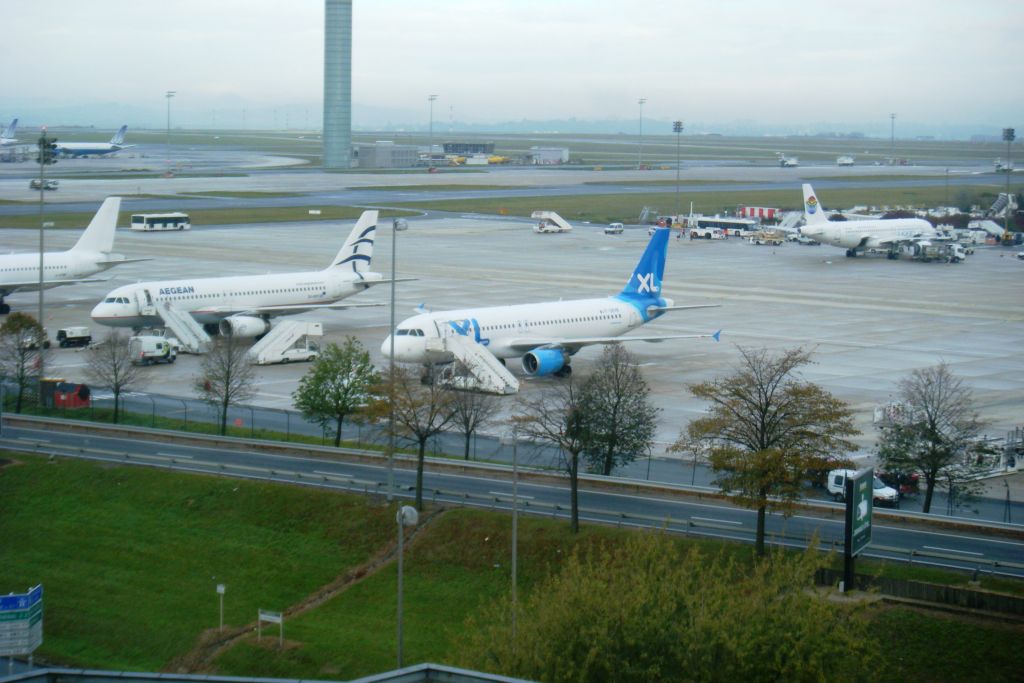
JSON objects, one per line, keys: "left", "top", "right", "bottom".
{"left": 0, "top": 250, "right": 114, "bottom": 295}
{"left": 56, "top": 143, "right": 127, "bottom": 157}
{"left": 801, "top": 217, "right": 936, "bottom": 250}
{"left": 384, "top": 295, "right": 659, "bottom": 363}
{"left": 91, "top": 269, "right": 383, "bottom": 328}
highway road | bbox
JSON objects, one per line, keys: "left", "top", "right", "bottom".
{"left": 3, "top": 421, "right": 1022, "bottom": 578}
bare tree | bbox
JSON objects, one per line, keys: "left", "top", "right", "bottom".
{"left": 677, "top": 347, "right": 859, "bottom": 555}
{"left": 84, "top": 331, "right": 144, "bottom": 423}
{"left": 877, "top": 362, "right": 987, "bottom": 514}
{"left": 445, "top": 363, "right": 503, "bottom": 460}
{"left": 580, "top": 345, "right": 659, "bottom": 475}
{"left": 193, "top": 334, "right": 256, "bottom": 435}
{"left": 0, "top": 312, "right": 47, "bottom": 413}
{"left": 383, "top": 365, "right": 458, "bottom": 510}
{"left": 515, "top": 378, "right": 590, "bottom": 533}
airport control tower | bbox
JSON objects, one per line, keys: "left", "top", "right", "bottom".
{"left": 323, "top": 0, "right": 352, "bottom": 169}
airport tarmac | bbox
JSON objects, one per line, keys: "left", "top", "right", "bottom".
{"left": 4, "top": 215, "right": 1023, "bottom": 454}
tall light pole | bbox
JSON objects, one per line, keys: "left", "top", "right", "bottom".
{"left": 889, "top": 112, "right": 896, "bottom": 162}
{"left": 637, "top": 97, "right": 647, "bottom": 169}
{"left": 396, "top": 505, "right": 419, "bottom": 669}
{"left": 36, "top": 129, "right": 57, "bottom": 400}
{"left": 165, "top": 91, "right": 176, "bottom": 175}
{"left": 386, "top": 218, "right": 403, "bottom": 501}
{"left": 673, "top": 120, "right": 683, "bottom": 221}
{"left": 427, "top": 94, "right": 438, "bottom": 168}
{"left": 1003, "top": 127, "right": 1016, "bottom": 237}
{"left": 510, "top": 427, "right": 518, "bottom": 646}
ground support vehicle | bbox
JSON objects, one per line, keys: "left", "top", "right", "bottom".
{"left": 128, "top": 335, "right": 178, "bottom": 365}
{"left": 56, "top": 327, "right": 92, "bottom": 348}
{"left": 827, "top": 469, "right": 899, "bottom": 507}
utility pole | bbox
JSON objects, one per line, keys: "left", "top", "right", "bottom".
{"left": 36, "top": 129, "right": 58, "bottom": 402}
{"left": 165, "top": 91, "right": 176, "bottom": 175}
{"left": 1004, "top": 128, "right": 1015, "bottom": 238}
{"left": 427, "top": 94, "right": 438, "bottom": 168}
{"left": 889, "top": 113, "right": 896, "bottom": 162}
{"left": 637, "top": 97, "right": 647, "bottom": 169}
{"left": 673, "top": 120, "right": 683, "bottom": 221}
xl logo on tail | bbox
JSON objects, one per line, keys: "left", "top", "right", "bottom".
{"left": 636, "top": 272, "right": 658, "bottom": 294}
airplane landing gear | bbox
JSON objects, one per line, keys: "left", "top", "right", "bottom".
{"left": 554, "top": 365, "right": 573, "bottom": 378}
{"left": 0, "top": 301, "right": 9, "bottom": 315}
{"left": 845, "top": 249, "right": 857, "bottom": 258}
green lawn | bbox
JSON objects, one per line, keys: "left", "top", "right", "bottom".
{"left": 2, "top": 452, "right": 1021, "bottom": 680}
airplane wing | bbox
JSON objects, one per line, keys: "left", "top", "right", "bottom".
{"left": 647, "top": 303, "right": 720, "bottom": 314}
{"left": 353, "top": 277, "right": 417, "bottom": 289}
{"left": 203, "top": 301, "right": 387, "bottom": 317}
{"left": 97, "top": 257, "right": 152, "bottom": 266}
{"left": 504, "top": 330, "right": 721, "bottom": 354}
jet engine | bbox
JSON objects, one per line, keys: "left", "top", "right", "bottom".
{"left": 219, "top": 316, "right": 271, "bottom": 338}
{"left": 522, "top": 348, "right": 569, "bottom": 376}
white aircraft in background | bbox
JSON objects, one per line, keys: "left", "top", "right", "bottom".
{"left": 383, "top": 228, "right": 720, "bottom": 378}
{"left": 0, "top": 118, "right": 18, "bottom": 146}
{"left": 55, "top": 125, "right": 133, "bottom": 157}
{"left": 0, "top": 197, "right": 148, "bottom": 315}
{"left": 800, "top": 183, "right": 938, "bottom": 258}
{"left": 91, "top": 210, "right": 393, "bottom": 337}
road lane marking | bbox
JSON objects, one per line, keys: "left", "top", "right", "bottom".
{"left": 488, "top": 491, "right": 535, "bottom": 500}
{"left": 923, "top": 545, "right": 983, "bottom": 556}
{"left": 692, "top": 516, "right": 742, "bottom": 526}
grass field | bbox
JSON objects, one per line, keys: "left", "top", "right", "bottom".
{"left": 2, "top": 452, "right": 1021, "bottom": 680}
{"left": 1, "top": 205, "right": 420, "bottom": 230}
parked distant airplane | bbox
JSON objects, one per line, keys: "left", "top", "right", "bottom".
{"left": 0, "top": 118, "right": 18, "bottom": 146}
{"left": 0, "top": 197, "right": 148, "bottom": 314}
{"left": 800, "top": 183, "right": 938, "bottom": 258}
{"left": 383, "top": 228, "right": 719, "bottom": 379}
{"left": 55, "top": 125, "right": 133, "bottom": 157}
{"left": 91, "top": 211, "right": 394, "bottom": 337}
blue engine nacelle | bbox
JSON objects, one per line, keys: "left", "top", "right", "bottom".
{"left": 522, "top": 348, "right": 569, "bottom": 376}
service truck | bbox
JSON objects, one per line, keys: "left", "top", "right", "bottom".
{"left": 128, "top": 335, "right": 178, "bottom": 365}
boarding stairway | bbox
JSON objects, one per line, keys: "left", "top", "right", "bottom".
{"left": 776, "top": 210, "right": 804, "bottom": 233}
{"left": 247, "top": 321, "right": 322, "bottom": 365}
{"left": 157, "top": 303, "right": 211, "bottom": 354}
{"left": 428, "top": 336, "right": 520, "bottom": 395}
{"left": 531, "top": 210, "right": 573, "bottom": 233}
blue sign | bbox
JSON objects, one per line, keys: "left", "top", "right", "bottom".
{"left": 0, "top": 586, "right": 42, "bottom": 612}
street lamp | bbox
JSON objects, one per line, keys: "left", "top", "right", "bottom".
{"left": 216, "top": 584, "right": 226, "bottom": 632}
{"left": 637, "top": 97, "right": 647, "bottom": 169}
{"left": 165, "top": 91, "right": 176, "bottom": 175}
{"left": 502, "top": 428, "right": 520, "bottom": 645}
{"left": 427, "top": 94, "right": 438, "bottom": 168}
{"left": 673, "top": 120, "right": 684, "bottom": 222}
{"left": 386, "top": 218, "right": 406, "bottom": 502}
{"left": 1003, "top": 127, "right": 1015, "bottom": 237}
{"left": 396, "top": 504, "right": 419, "bottom": 668}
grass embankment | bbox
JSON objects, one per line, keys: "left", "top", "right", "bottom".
{"left": 2, "top": 453, "right": 1022, "bottom": 680}
{"left": 1, "top": 205, "right": 420, "bottom": 230}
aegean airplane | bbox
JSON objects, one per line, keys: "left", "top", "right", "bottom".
{"left": 91, "top": 210, "right": 391, "bottom": 337}
{"left": 55, "top": 125, "right": 133, "bottom": 157}
{"left": 800, "top": 183, "right": 938, "bottom": 258}
{"left": 383, "top": 227, "right": 719, "bottom": 378}
{"left": 0, "top": 197, "right": 147, "bottom": 314}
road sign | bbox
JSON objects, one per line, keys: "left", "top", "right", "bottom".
{"left": 848, "top": 468, "right": 874, "bottom": 556}
{"left": 0, "top": 586, "right": 43, "bottom": 657}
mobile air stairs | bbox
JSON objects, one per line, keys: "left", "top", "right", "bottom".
{"left": 248, "top": 321, "right": 323, "bottom": 365}
{"left": 531, "top": 210, "right": 573, "bottom": 233}
{"left": 776, "top": 210, "right": 804, "bottom": 233}
{"left": 154, "top": 302, "right": 211, "bottom": 354}
{"left": 428, "top": 336, "right": 520, "bottom": 395}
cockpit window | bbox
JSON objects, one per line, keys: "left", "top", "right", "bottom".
{"left": 413, "top": 329, "right": 424, "bottom": 337}
{"left": 396, "top": 329, "right": 409, "bottom": 336}
{"left": 105, "top": 297, "right": 116, "bottom": 303}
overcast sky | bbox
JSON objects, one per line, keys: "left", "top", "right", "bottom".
{"left": 4, "top": 0, "right": 1022, "bottom": 133}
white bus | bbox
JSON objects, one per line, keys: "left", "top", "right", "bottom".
{"left": 686, "top": 215, "right": 758, "bottom": 237}
{"left": 130, "top": 213, "right": 191, "bottom": 231}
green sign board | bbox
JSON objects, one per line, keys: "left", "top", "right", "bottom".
{"left": 847, "top": 468, "right": 873, "bottom": 556}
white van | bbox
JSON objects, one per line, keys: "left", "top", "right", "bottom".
{"left": 604, "top": 223, "right": 624, "bottom": 235}
{"left": 826, "top": 469, "right": 899, "bottom": 507}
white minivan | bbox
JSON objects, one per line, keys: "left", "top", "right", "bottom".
{"left": 826, "top": 469, "right": 899, "bottom": 507}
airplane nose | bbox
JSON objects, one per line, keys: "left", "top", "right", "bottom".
{"left": 380, "top": 335, "right": 393, "bottom": 357}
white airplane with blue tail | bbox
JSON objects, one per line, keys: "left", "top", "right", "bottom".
{"left": 383, "top": 228, "right": 719, "bottom": 382}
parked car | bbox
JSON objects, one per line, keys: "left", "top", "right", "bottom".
{"left": 826, "top": 469, "right": 900, "bottom": 507}
{"left": 604, "top": 222, "right": 624, "bottom": 235}
{"left": 29, "top": 179, "right": 59, "bottom": 191}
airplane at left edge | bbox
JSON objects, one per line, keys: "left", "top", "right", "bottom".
{"left": 0, "top": 197, "right": 150, "bottom": 314}
{"left": 0, "top": 118, "right": 18, "bottom": 146}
